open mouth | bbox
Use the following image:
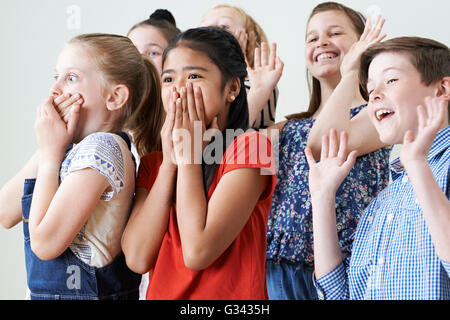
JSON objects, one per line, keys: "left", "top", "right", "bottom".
{"left": 375, "top": 109, "right": 395, "bottom": 122}
{"left": 315, "top": 51, "right": 338, "bottom": 62}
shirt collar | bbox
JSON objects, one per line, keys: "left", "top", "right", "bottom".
{"left": 390, "top": 125, "right": 450, "bottom": 181}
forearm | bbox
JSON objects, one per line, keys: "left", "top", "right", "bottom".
{"left": 122, "top": 164, "right": 176, "bottom": 273}
{"left": 176, "top": 164, "right": 208, "bottom": 268}
{"left": 247, "top": 87, "right": 273, "bottom": 127}
{"left": 307, "top": 72, "right": 359, "bottom": 154}
{"left": 311, "top": 192, "right": 343, "bottom": 279}
{"left": 405, "top": 160, "right": 450, "bottom": 262}
{"left": 28, "top": 158, "right": 61, "bottom": 245}
{"left": 0, "top": 151, "right": 40, "bottom": 229}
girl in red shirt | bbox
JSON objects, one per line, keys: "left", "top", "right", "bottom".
{"left": 121, "top": 27, "right": 276, "bottom": 299}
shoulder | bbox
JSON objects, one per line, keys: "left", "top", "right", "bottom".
{"left": 139, "top": 151, "right": 163, "bottom": 169}
{"left": 136, "top": 151, "right": 163, "bottom": 191}
{"left": 62, "top": 132, "right": 129, "bottom": 200}
{"left": 222, "top": 131, "right": 275, "bottom": 175}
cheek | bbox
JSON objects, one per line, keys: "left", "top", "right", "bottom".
{"left": 150, "top": 56, "right": 163, "bottom": 74}
{"left": 161, "top": 87, "right": 172, "bottom": 113}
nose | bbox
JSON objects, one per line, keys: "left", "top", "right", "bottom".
{"left": 172, "top": 78, "right": 187, "bottom": 94}
{"left": 369, "top": 85, "right": 384, "bottom": 103}
{"left": 316, "top": 35, "right": 330, "bottom": 48}
{"left": 49, "top": 79, "right": 63, "bottom": 97}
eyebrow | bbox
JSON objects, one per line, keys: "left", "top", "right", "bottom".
{"left": 367, "top": 67, "right": 403, "bottom": 83}
{"left": 306, "top": 25, "right": 344, "bottom": 37}
{"left": 144, "top": 43, "right": 164, "bottom": 49}
{"left": 161, "top": 66, "right": 209, "bottom": 76}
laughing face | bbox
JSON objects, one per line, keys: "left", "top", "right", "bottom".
{"left": 305, "top": 10, "right": 360, "bottom": 82}
{"left": 367, "top": 51, "right": 438, "bottom": 144}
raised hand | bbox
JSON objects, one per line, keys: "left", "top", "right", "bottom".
{"left": 305, "top": 129, "right": 358, "bottom": 196}
{"left": 53, "top": 93, "right": 83, "bottom": 123}
{"left": 401, "top": 97, "right": 448, "bottom": 169}
{"left": 340, "top": 14, "right": 386, "bottom": 76}
{"left": 247, "top": 42, "right": 284, "bottom": 95}
{"left": 232, "top": 27, "right": 248, "bottom": 56}
{"left": 160, "top": 86, "right": 178, "bottom": 168}
{"left": 172, "top": 83, "right": 219, "bottom": 165}
{"left": 34, "top": 95, "right": 80, "bottom": 162}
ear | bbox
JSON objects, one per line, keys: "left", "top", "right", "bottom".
{"left": 105, "top": 84, "right": 129, "bottom": 111}
{"left": 226, "top": 78, "right": 241, "bottom": 103}
{"left": 435, "top": 76, "right": 450, "bottom": 101}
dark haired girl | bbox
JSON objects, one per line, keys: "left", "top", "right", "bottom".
{"left": 122, "top": 27, "right": 276, "bottom": 299}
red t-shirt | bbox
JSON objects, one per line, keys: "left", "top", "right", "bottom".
{"left": 136, "top": 131, "right": 276, "bottom": 300}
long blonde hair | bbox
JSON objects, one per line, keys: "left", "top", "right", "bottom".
{"left": 69, "top": 33, "right": 164, "bottom": 157}
{"left": 210, "top": 4, "right": 269, "bottom": 69}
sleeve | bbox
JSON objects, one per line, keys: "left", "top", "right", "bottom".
{"left": 65, "top": 133, "right": 126, "bottom": 201}
{"left": 222, "top": 131, "right": 277, "bottom": 200}
{"left": 314, "top": 262, "right": 350, "bottom": 300}
{"left": 136, "top": 152, "right": 163, "bottom": 192}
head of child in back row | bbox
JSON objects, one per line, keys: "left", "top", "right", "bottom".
{"left": 360, "top": 37, "right": 449, "bottom": 144}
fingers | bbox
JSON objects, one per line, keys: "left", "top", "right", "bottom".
{"left": 268, "top": 43, "right": 277, "bottom": 70}
{"left": 193, "top": 85, "right": 206, "bottom": 124}
{"left": 320, "top": 134, "right": 329, "bottom": 161}
{"left": 304, "top": 147, "right": 317, "bottom": 167}
{"left": 337, "top": 131, "right": 349, "bottom": 159}
{"left": 417, "top": 104, "right": 427, "bottom": 130}
{"left": 66, "top": 104, "right": 80, "bottom": 137}
{"left": 253, "top": 46, "right": 261, "bottom": 69}
{"left": 185, "top": 83, "right": 198, "bottom": 121}
{"left": 174, "top": 97, "right": 183, "bottom": 128}
{"left": 261, "top": 42, "right": 269, "bottom": 67}
{"left": 367, "top": 14, "right": 386, "bottom": 43}
{"left": 343, "top": 150, "right": 358, "bottom": 172}
{"left": 328, "top": 129, "right": 338, "bottom": 158}
{"left": 402, "top": 129, "right": 415, "bottom": 144}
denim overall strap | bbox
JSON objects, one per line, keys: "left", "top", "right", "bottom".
{"left": 22, "top": 138, "right": 140, "bottom": 299}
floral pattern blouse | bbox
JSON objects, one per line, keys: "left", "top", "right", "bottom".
{"left": 266, "top": 105, "right": 392, "bottom": 267}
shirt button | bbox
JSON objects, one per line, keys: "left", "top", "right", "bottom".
{"left": 378, "top": 257, "right": 384, "bottom": 265}
{"left": 386, "top": 214, "right": 394, "bottom": 222}
{"left": 402, "top": 175, "right": 409, "bottom": 184}
{"left": 367, "top": 216, "right": 373, "bottom": 223}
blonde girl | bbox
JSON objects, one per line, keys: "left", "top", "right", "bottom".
{"left": 0, "top": 33, "right": 164, "bottom": 300}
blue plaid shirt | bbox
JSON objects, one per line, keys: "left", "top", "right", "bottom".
{"left": 315, "top": 126, "right": 450, "bottom": 300}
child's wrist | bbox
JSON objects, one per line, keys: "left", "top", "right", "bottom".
{"left": 402, "top": 158, "right": 429, "bottom": 174}
{"left": 310, "top": 190, "right": 337, "bottom": 203}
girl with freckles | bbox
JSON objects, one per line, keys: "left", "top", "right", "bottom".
{"left": 121, "top": 27, "right": 276, "bottom": 300}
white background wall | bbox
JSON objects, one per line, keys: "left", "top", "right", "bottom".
{"left": 0, "top": 0, "right": 449, "bottom": 299}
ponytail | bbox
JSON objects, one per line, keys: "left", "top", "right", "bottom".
{"left": 126, "top": 56, "right": 164, "bottom": 157}
{"left": 69, "top": 33, "right": 164, "bottom": 157}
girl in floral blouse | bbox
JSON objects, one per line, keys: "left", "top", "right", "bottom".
{"left": 265, "top": 2, "right": 392, "bottom": 300}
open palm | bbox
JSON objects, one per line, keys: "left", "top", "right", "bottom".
{"left": 306, "top": 129, "right": 358, "bottom": 195}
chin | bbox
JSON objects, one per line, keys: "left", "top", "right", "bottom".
{"left": 378, "top": 130, "right": 403, "bottom": 145}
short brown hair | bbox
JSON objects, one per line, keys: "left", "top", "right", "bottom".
{"left": 360, "top": 36, "right": 450, "bottom": 89}
{"left": 360, "top": 36, "right": 450, "bottom": 123}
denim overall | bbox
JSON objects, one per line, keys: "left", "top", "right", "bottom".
{"left": 22, "top": 132, "right": 141, "bottom": 300}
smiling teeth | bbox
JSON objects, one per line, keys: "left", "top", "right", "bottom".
{"left": 317, "top": 53, "right": 337, "bottom": 61}
{"left": 375, "top": 109, "right": 393, "bottom": 121}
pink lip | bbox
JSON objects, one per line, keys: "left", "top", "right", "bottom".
{"left": 314, "top": 50, "right": 339, "bottom": 62}
{"left": 373, "top": 106, "right": 395, "bottom": 123}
